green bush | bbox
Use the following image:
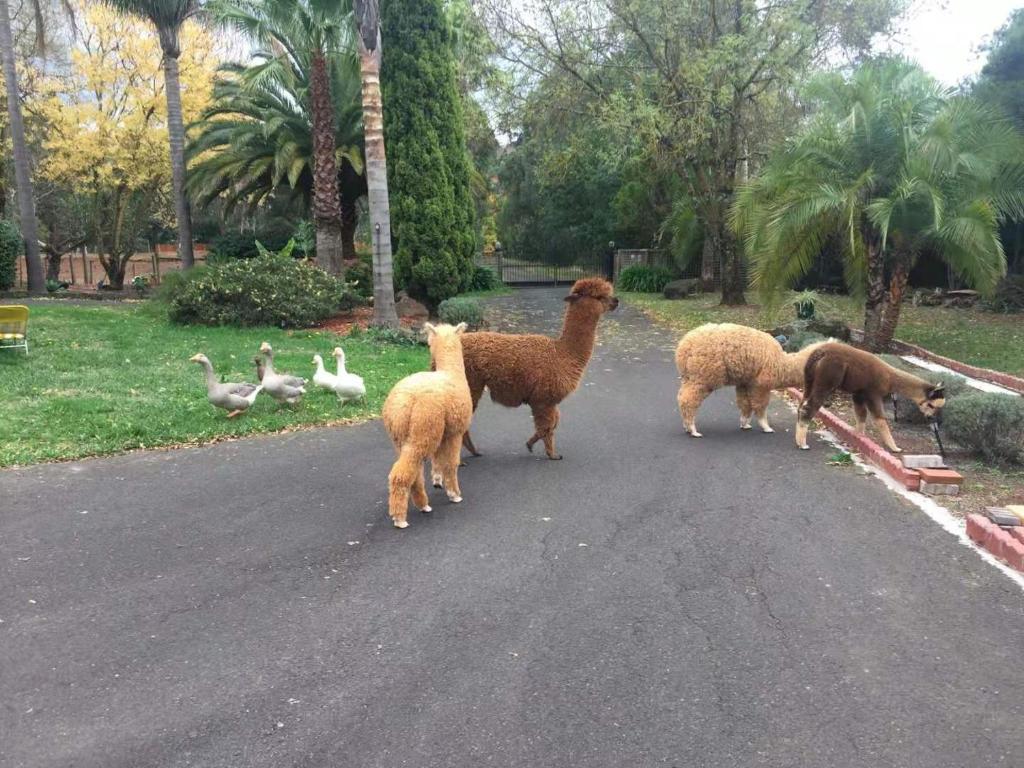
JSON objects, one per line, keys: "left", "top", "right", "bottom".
{"left": 345, "top": 254, "right": 374, "bottom": 298}
{"left": 944, "top": 392, "right": 1024, "bottom": 465}
{"left": 437, "top": 297, "right": 484, "bottom": 329}
{"left": 208, "top": 223, "right": 294, "bottom": 262}
{"left": 167, "top": 241, "right": 360, "bottom": 328}
{"left": 783, "top": 330, "right": 825, "bottom": 352}
{"left": 0, "top": 221, "right": 20, "bottom": 290}
{"left": 468, "top": 265, "right": 501, "bottom": 292}
{"left": 880, "top": 355, "right": 970, "bottom": 424}
{"left": 617, "top": 265, "right": 674, "bottom": 293}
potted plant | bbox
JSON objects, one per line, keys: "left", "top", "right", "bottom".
{"left": 793, "top": 289, "right": 819, "bottom": 320}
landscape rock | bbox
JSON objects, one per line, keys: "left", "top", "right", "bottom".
{"left": 663, "top": 279, "right": 700, "bottom": 300}
{"left": 395, "top": 292, "right": 429, "bottom": 322}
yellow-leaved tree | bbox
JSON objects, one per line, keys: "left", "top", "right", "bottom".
{"left": 36, "top": 2, "right": 217, "bottom": 288}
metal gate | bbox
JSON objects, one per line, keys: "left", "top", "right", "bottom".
{"left": 476, "top": 251, "right": 613, "bottom": 285}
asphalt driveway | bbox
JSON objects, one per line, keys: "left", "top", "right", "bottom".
{"left": 2, "top": 287, "right": 1022, "bottom": 768}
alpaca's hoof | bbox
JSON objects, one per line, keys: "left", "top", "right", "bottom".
{"left": 547, "top": 454, "right": 563, "bottom": 461}
{"left": 447, "top": 494, "right": 463, "bottom": 503}
{"left": 525, "top": 441, "right": 535, "bottom": 453}
{"left": 761, "top": 426, "right": 775, "bottom": 433}
{"left": 740, "top": 423, "right": 752, "bottom": 430}
{"left": 393, "top": 519, "right": 409, "bottom": 529}
{"left": 432, "top": 473, "right": 443, "bottom": 488}
{"left": 420, "top": 505, "right": 432, "bottom": 514}
{"left": 688, "top": 431, "right": 703, "bottom": 438}
{"left": 799, "top": 444, "right": 810, "bottom": 451}
{"left": 890, "top": 446, "right": 903, "bottom": 454}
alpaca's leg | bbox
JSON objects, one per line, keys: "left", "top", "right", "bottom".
{"left": 435, "top": 433, "right": 465, "bottom": 502}
{"left": 461, "top": 382, "right": 486, "bottom": 458}
{"left": 852, "top": 395, "right": 868, "bottom": 434}
{"left": 388, "top": 445, "right": 425, "bottom": 529}
{"left": 750, "top": 385, "right": 774, "bottom": 433}
{"left": 411, "top": 467, "right": 431, "bottom": 514}
{"left": 735, "top": 386, "right": 753, "bottom": 430}
{"left": 868, "top": 397, "right": 901, "bottom": 453}
{"left": 526, "top": 404, "right": 561, "bottom": 459}
{"left": 677, "top": 381, "right": 711, "bottom": 438}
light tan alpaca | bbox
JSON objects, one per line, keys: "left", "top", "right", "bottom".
{"left": 675, "top": 323, "right": 829, "bottom": 437}
{"left": 382, "top": 323, "right": 472, "bottom": 529}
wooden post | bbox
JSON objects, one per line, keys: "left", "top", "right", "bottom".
{"left": 68, "top": 252, "right": 75, "bottom": 284}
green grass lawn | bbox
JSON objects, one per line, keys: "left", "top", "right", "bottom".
{"left": 0, "top": 304, "right": 428, "bottom": 467}
{"left": 623, "top": 291, "right": 1024, "bottom": 377}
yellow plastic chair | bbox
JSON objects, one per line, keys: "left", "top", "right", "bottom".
{"left": 0, "top": 304, "right": 29, "bottom": 354}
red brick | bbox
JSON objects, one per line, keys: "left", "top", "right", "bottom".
{"left": 1003, "top": 540, "right": 1024, "bottom": 572}
{"left": 986, "top": 528, "right": 1016, "bottom": 561}
{"left": 1010, "top": 527, "right": 1024, "bottom": 547}
{"left": 966, "top": 514, "right": 993, "bottom": 544}
{"left": 917, "top": 468, "right": 964, "bottom": 485}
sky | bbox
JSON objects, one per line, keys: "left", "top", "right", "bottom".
{"left": 893, "top": 0, "right": 1021, "bottom": 85}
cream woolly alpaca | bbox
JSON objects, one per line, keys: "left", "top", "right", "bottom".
{"left": 675, "top": 323, "right": 829, "bottom": 437}
{"left": 381, "top": 323, "right": 472, "bottom": 529}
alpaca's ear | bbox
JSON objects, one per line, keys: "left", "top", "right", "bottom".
{"left": 564, "top": 292, "right": 580, "bottom": 303}
{"left": 423, "top": 322, "right": 436, "bottom": 338}
{"left": 928, "top": 383, "right": 945, "bottom": 400}
{"left": 454, "top": 322, "right": 468, "bottom": 334}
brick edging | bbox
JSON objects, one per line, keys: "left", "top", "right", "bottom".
{"left": 967, "top": 514, "right": 1024, "bottom": 573}
{"left": 849, "top": 329, "right": 1024, "bottom": 394}
{"left": 785, "top": 387, "right": 921, "bottom": 491}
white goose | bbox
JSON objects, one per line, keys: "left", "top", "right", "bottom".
{"left": 312, "top": 347, "right": 366, "bottom": 403}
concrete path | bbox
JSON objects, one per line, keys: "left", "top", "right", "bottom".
{"left": 3, "top": 288, "right": 1023, "bottom": 768}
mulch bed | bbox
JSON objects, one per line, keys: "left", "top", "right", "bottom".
{"left": 317, "top": 307, "right": 420, "bottom": 335}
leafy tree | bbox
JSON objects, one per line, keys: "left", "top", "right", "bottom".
{"left": 212, "top": 0, "right": 354, "bottom": 276}
{"left": 482, "top": 0, "right": 905, "bottom": 304}
{"left": 975, "top": 9, "right": 1024, "bottom": 130}
{"left": 352, "top": 0, "right": 398, "bottom": 327}
{"left": 106, "top": 0, "right": 201, "bottom": 270}
{"left": 187, "top": 41, "right": 366, "bottom": 259}
{"left": 733, "top": 59, "right": 1024, "bottom": 350}
{"left": 36, "top": 2, "right": 217, "bottom": 288}
{"left": 380, "top": 0, "right": 476, "bottom": 306}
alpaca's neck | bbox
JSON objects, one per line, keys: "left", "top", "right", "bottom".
{"left": 557, "top": 302, "right": 601, "bottom": 367}
{"left": 890, "top": 367, "right": 930, "bottom": 400}
{"left": 775, "top": 344, "right": 821, "bottom": 388}
{"left": 433, "top": 343, "right": 466, "bottom": 377}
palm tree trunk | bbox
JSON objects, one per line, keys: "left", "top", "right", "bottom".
{"left": 162, "top": 53, "right": 194, "bottom": 270}
{"left": 862, "top": 241, "right": 886, "bottom": 351}
{"left": 310, "top": 50, "right": 345, "bottom": 277}
{"left": 0, "top": 0, "right": 44, "bottom": 294}
{"left": 357, "top": 39, "right": 399, "bottom": 328}
{"left": 876, "top": 262, "right": 909, "bottom": 351}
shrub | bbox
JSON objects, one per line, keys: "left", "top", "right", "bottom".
{"left": 783, "top": 330, "right": 825, "bottom": 352}
{"left": 0, "top": 221, "right": 20, "bottom": 290}
{"left": 167, "top": 241, "right": 361, "bottom": 328}
{"left": 345, "top": 254, "right": 374, "bottom": 298}
{"left": 437, "top": 297, "right": 484, "bottom": 329}
{"left": 944, "top": 392, "right": 1024, "bottom": 465}
{"left": 880, "top": 355, "right": 971, "bottom": 424}
{"left": 983, "top": 275, "right": 1024, "bottom": 313}
{"left": 208, "top": 223, "right": 294, "bottom": 262}
{"left": 617, "top": 265, "right": 674, "bottom": 293}
{"left": 468, "top": 265, "right": 501, "bottom": 292}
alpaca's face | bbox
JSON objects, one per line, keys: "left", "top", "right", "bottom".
{"left": 424, "top": 322, "right": 467, "bottom": 355}
{"left": 917, "top": 385, "right": 946, "bottom": 417}
{"left": 565, "top": 278, "right": 618, "bottom": 312}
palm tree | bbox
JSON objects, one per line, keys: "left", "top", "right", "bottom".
{"left": 352, "top": 0, "right": 397, "bottom": 327}
{"left": 211, "top": 0, "right": 352, "bottom": 276}
{"left": 0, "top": 0, "right": 45, "bottom": 293}
{"left": 187, "top": 50, "right": 366, "bottom": 258}
{"left": 106, "top": 0, "right": 199, "bottom": 270}
{"left": 732, "top": 59, "right": 1024, "bottom": 350}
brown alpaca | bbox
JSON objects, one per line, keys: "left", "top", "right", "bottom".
{"left": 796, "top": 342, "right": 946, "bottom": 452}
{"left": 382, "top": 323, "right": 472, "bottom": 529}
{"left": 455, "top": 277, "right": 618, "bottom": 461}
{"left": 675, "top": 323, "right": 829, "bottom": 437}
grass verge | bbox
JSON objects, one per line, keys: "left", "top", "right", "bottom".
{"left": 623, "top": 291, "right": 1024, "bottom": 376}
{"left": 0, "top": 304, "right": 428, "bottom": 467}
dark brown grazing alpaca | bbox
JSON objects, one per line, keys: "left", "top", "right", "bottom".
{"left": 796, "top": 342, "right": 946, "bottom": 452}
{"left": 454, "top": 277, "right": 618, "bottom": 461}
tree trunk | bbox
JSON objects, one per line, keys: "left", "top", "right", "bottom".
{"left": 310, "top": 51, "right": 345, "bottom": 277}
{"left": 704, "top": 201, "right": 745, "bottom": 305}
{"left": 876, "top": 262, "right": 909, "bottom": 351}
{"left": 162, "top": 54, "right": 194, "bottom": 270}
{"left": 357, "top": 37, "right": 399, "bottom": 328}
{"left": 700, "top": 234, "right": 716, "bottom": 290}
{"left": 861, "top": 242, "right": 885, "bottom": 351}
{"left": 45, "top": 251, "right": 62, "bottom": 282}
{"left": 0, "top": 0, "right": 44, "bottom": 294}
{"left": 341, "top": 194, "right": 357, "bottom": 262}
